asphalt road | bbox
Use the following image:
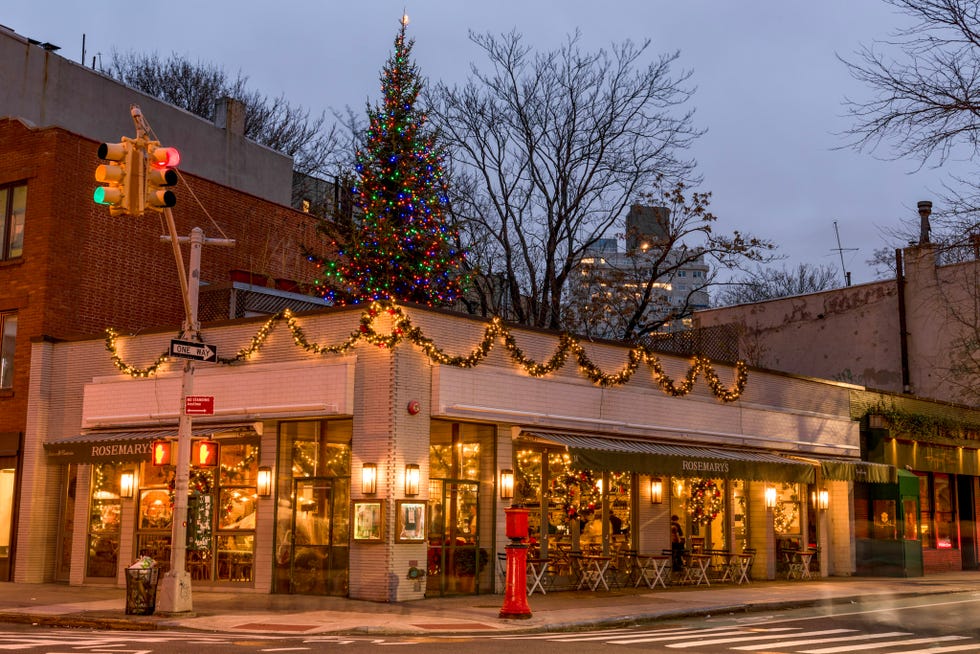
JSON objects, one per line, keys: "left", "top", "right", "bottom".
{"left": 1, "top": 591, "right": 979, "bottom": 653}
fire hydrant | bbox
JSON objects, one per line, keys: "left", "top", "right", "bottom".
{"left": 499, "top": 507, "right": 532, "bottom": 619}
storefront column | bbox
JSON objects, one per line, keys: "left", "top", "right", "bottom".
{"left": 827, "top": 479, "right": 855, "bottom": 576}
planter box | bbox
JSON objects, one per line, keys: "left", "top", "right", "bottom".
{"left": 230, "top": 269, "right": 269, "bottom": 287}
{"left": 275, "top": 278, "right": 300, "bottom": 293}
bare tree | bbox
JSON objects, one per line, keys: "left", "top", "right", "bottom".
{"left": 713, "top": 263, "right": 841, "bottom": 307}
{"left": 839, "top": 0, "right": 980, "bottom": 251}
{"left": 102, "top": 51, "right": 340, "bottom": 179}
{"left": 430, "top": 30, "right": 714, "bottom": 332}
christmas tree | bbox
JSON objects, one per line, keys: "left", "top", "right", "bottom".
{"left": 312, "top": 15, "right": 464, "bottom": 307}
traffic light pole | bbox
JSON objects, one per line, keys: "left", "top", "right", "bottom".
{"left": 156, "top": 213, "right": 234, "bottom": 615}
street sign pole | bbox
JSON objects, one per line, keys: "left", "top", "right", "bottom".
{"left": 156, "top": 220, "right": 234, "bottom": 615}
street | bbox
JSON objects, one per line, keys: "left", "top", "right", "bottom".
{"left": 0, "top": 591, "right": 979, "bottom": 652}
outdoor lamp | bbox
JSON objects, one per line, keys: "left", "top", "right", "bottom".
{"left": 818, "top": 489, "right": 830, "bottom": 510}
{"left": 764, "top": 486, "right": 777, "bottom": 509}
{"left": 404, "top": 463, "right": 420, "bottom": 496}
{"left": 257, "top": 466, "right": 273, "bottom": 497}
{"left": 650, "top": 478, "right": 663, "bottom": 504}
{"left": 499, "top": 469, "right": 514, "bottom": 500}
{"left": 120, "top": 471, "right": 135, "bottom": 499}
{"left": 362, "top": 463, "right": 377, "bottom": 495}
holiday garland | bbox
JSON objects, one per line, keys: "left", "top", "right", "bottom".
{"left": 686, "top": 477, "right": 724, "bottom": 525}
{"left": 105, "top": 300, "right": 748, "bottom": 401}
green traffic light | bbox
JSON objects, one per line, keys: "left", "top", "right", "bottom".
{"left": 93, "top": 187, "right": 107, "bottom": 205}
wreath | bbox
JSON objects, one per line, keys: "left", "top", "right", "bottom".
{"left": 687, "top": 478, "right": 723, "bottom": 525}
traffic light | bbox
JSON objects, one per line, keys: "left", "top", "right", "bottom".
{"left": 94, "top": 139, "right": 141, "bottom": 216}
{"left": 150, "top": 440, "right": 173, "bottom": 466}
{"left": 145, "top": 142, "right": 180, "bottom": 210}
{"left": 192, "top": 440, "right": 219, "bottom": 467}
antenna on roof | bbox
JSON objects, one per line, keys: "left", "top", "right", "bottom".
{"left": 832, "top": 221, "right": 858, "bottom": 287}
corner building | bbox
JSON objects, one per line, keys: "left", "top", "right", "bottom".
{"left": 19, "top": 304, "right": 889, "bottom": 600}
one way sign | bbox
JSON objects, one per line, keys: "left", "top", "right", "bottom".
{"left": 169, "top": 339, "right": 218, "bottom": 362}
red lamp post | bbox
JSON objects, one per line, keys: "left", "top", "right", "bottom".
{"left": 499, "top": 507, "right": 532, "bottom": 619}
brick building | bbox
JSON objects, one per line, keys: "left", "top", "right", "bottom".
{"left": 0, "top": 26, "right": 326, "bottom": 580}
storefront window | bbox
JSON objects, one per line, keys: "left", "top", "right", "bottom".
{"left": 676, "top": 477, "right": 727, "bottom": 551}
{"left": 731, "top": 479, "right": 748, "bottom": 551}
{"left": 934, "top": 473, "right": 955, "bottom": 549}
{"left": 86, "top": 463, "right": 123, "bottom": 578}
{"left": 916, "top": 472, "right": 958, "bottom": 549}
{"left": 514, "top": 446, "right": 631, "bottom": 552}
{"left": 135, "top": 436, "right": 260, "bottom": 582}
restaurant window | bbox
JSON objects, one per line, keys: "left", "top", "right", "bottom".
{"left": 86, "top": 463, "right": 123, "bottom": 578}
{"left": 0, "top": 312, "right": 16, "bottom": 389}
{"left": 0, "top": 183, "right": 26, "bottom": 261}
{"left": 136, "top": 435, "right": 261, "bottom": 582}
{"left": 772, "top": 481, "right": 803, "bottom": 565}
{"left": 515, "top": 446, "right": 631, "bottom": 552}
{"left": 673, "top": 477, "right": 728, "bottom": 551}
{"left": 918, "top": 472, "right": 957, "bottom": 549}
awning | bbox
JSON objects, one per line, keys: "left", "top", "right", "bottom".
{"left": 43, "top": 422, "right": 259, "bottom": 464}
{"left": 817, "top": 459, "right": 896, "bottom": 484}
{"left": 521, "top": 431, "right": 815, "bottom": 484}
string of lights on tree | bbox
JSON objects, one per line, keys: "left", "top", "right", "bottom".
{"left": 106, "top": 300, "right": 748, "bottom": 400}
{"left": 686, "top": 477, "right": 724, "bottom": 525}
{"left": 305, "top": 15, "right": 464, "bottom": 308}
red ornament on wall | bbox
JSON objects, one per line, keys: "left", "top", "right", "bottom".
{"left": 407, "top": 400, "right": 421, "bottom": 415}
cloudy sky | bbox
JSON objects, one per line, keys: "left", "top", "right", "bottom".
{"left": 6, "top": 1, "right": 966, "bottom": 284}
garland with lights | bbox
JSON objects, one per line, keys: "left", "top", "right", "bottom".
{"left": 105, "top": 300, "right": 748, "bottom": 401}
{"left": 686, "top": 477, "right": 724, "bottom": 526}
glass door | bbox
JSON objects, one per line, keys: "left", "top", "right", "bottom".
{"left": 427, "top": 479, "right": 482, "bottom": 595}
{"left": 283, "top": 477, "right": 348, "bottom": 595}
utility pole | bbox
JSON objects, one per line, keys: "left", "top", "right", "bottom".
{"left": 155, "top": 221, "right": 234, "bottom": 615}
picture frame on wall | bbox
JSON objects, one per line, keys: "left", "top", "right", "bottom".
{"left": 395, "top": 500, "right": 426, "bottom": 543}
{"left": 352, "top": 500, "right": 384, "bottom": 542}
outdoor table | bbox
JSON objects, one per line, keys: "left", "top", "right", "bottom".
{"left": 682, "top": 554, "right": 712, "bottom": 586}
{"left": 526, "top": 557, "right": 550, "bottom": 595}
{"left": 788, "top": 549, "right": 816, "bottom": 579}
{"left": 634, "top": 554, "right": 670, "bottom": 589}
{"left": 578, "top": 555, "right": 612, "bottom": 591}
{"left": 733, "top": 553, "right": 753, "bottom": 584}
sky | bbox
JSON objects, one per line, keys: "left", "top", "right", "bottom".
{"left": 5, "top": 1, "right": 967, "bottom": 285}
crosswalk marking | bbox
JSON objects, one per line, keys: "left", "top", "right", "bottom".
{"left": 664, "top": 629, "right": 857, "bottom": 648}
{"left": 732, "top": 630, "right": 909, "bottom": 651}
{"left": 798, "top": 635, "right": 971, "bottom": 654}
{"left": 865, "top": 644, "right": 980, "bottom": 654}
{"left": 476, "top": 624, "right": 980, "bottom": 653}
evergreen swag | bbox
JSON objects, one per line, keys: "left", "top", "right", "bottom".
{"left": 687, "top": 478, "right": 723, "bottom": 525}
{"left": 308, "top": 15, "right": 464, "bottom": 307}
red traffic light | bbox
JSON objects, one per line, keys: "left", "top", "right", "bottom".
{"left": 150, "top": 440, "right": 172, "bottom": 466}
{"left": 148, "top": 146, "right": 180, "bottom": 170}
{"left": 193, "top": 440, "right": 219, "bottom": 467}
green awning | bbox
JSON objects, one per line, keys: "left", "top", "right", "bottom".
{"left": 43, "top": 423, "right": 258, "bottom": 463}
{"left": 521, "top": 431, "right": 815, "bottom": 484}
{"left": 818, "top": 459, "right": 896, "bottom": 483}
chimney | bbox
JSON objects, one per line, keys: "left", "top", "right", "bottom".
{"left": 917, "top": 200, "right": 932, "bottom": 245}
{"left": 214, "top": 96, "right": 245, "bottom": 136}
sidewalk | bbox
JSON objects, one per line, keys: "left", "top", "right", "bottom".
{"left": 0, "top": 572, "right": 977, "bottom": 635}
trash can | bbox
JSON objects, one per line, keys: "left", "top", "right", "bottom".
{"left": 125, "top": 566, "right": 159, "bottom": 615}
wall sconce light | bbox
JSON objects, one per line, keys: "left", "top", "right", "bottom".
{"left": 362, "top": 463, "right": 377, "bottom": 495}
{"left": 499, "top": 469, "right": 514, "bottom": 500}
{"left": 764, "top": 486, "right": 777, "bottom": 509}
{"left": 650, "top": 478, "right": 663, "bottom": 504}
{"left": 120, "top": 472, "right": 135, "bottom": 499}
{"left": 817, "top": 489, "right": 830, "bottom": 511}
{"left": 257, "top": 466, "right": 273, "bottom": 497}
{"left": 404, "top": 464, "right": 420, "bottom": 496}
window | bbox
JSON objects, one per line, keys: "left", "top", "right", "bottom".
{"left": 0, "top": 184, "right": 26, "bottom": 260}
{"left": 0, "top": 313, "right": 15, "bottom": 389}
